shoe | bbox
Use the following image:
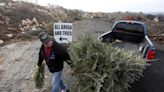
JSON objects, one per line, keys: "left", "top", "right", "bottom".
{"left": 61, "top": 89, "right": 69, "bottom": 92}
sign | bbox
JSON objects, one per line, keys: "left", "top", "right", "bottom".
{"left": 53, "top": 23, "right": 73, "bottom": 43}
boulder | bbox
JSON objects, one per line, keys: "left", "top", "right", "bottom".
{"left": 0, "top": 2, "right": 6, "bottom": 7}
{"left": 8, "top": 28, "right": 16, "bottom": 31}
{"left": 0, "top": 39, "right": 4, "bottom": 45}
{"left": 0, "top": 20, "right": 4, "bottom": 24}
{"left": 6, "top": 34, "right": 13, "bottom": 38}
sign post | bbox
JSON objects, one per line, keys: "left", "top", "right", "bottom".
{"left": 53, "top": 23, "right": 73, "bottom": 43}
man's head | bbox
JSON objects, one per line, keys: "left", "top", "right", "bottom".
{"left": 39, "top": 32, "right": 53, "bottom": 47}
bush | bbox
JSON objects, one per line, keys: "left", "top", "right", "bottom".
{"left": 68, "top": 32, "right": 147, "bottom": 92}
{"left": 43, "top": 22, "right": 54, "bottom": 35}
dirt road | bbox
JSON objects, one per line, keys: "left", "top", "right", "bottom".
{"left": 0, "top": 40, "right": 76, "bottom": 92}
{"left": 0, "top": 40, "right": 164, "bottom": 92}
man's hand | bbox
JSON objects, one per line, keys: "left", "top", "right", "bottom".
{"left": 35, "top": 65, "right": 40, "bottom": 68}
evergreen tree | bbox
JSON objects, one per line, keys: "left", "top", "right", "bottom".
{"left": 68, "top": 32, "right": 147, "bottom": 92}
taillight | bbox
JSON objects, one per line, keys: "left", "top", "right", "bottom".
{"left": 146, "top": 50, "right": 155, "bottom": 60}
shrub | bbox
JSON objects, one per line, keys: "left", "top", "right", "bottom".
{"left": 68, "top": 32, "right": 147, "bottom": 92}
{"left": 43, "top": 22, "right": 54, "bottom": 35}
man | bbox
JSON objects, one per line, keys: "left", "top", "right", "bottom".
{"left": 38, "top": 32, "right": 70, "bottom": 92}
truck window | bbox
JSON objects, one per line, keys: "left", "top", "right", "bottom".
{"left": 113, "top": 22, "right": 145, "bottom": 34}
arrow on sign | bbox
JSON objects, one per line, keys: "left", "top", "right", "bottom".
{"left": 59, "top": 37, "right": 67, "bottom": 41}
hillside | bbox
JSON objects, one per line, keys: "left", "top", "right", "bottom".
{"left": 0, "top": 0, "right": 164, "bottom": 45}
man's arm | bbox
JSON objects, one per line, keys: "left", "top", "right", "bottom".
{"left": 38, "top": 48, "right": 44, "bottom": 67}
{"left": 64, "top": 50, "right": 71, "bottom": 65}
{"left": 60, "top": 45, "right": 71, "bottom": 65}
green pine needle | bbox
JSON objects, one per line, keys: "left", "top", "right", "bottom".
{"left": 34, "top": 64, "right": 45, "bottom": 89}
{"left": 68, "top": 32, "right": 147, "bottom": 92}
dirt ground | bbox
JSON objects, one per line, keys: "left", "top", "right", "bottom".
{"left": 0, "top": 40, "right": 77, "bottom": 92}
{"left": 0, "top": 39, "right": 164, "bottom": 92}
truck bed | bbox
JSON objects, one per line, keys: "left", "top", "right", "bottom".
{"left": 101, "top": 32, "right": 149, "bottom": 58}
{"left": 112, "top": 39, "right": 145, "bottom": 55}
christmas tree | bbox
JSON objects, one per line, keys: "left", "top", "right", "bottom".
{"left": 68, "top": 32, "right": 147, "bottom": 92}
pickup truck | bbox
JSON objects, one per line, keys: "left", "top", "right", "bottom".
{"left": 99, "top": 20, "right": 156, "bottom": 62}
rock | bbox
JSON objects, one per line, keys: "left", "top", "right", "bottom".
{"left": 21, "top": 18, "right": 32, "bottom": 27}
{"left": 0, "top": 21, "right": 4, "bottom": 24}
{"left": 153, "top": 17, "right": 159, "bottom": 22}
{"left": 32, "top": 17, "right": 38, "bottom": 24}
{"left": 8, "top": 28, "right": 16, "bottom": 31}
{"left": 21, "top": 19, "right": 26, "bottom": 26}
{"left": 161, "top": 33, "right": 164, "bottom": 36}
{"left": 20, "top": 18, "right": 42, "bottom": 33}
{"left": 20, "top": 28, "right": 25, "bottom": 31}
{"left": 25, "top": 76, "right": 30, "bottom": 80}
{"left": 26, "top": 18, "right": 32, "bottom": 25}
{"left": 0, "top": 3, "right": 6, "bottom": 7}
{"left": 21, "top": 31, "right": 25, "bottom": 34}
{"left": 5, "top": 16, "right": 10, "bottom": 21}
{"left": 0, "top": 57, "right": 4, "bottom": 65}
{"left": 0, "top": 39, "right": 4, "bottom": 45}
{"left": 6, "top": 34, "right": 13, "bottom": 38}
{"left": 32, "top": 17, "right": 39, "bottom": 26}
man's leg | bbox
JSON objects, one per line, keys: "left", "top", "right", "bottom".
{"left": 51, "top": 71, "right": 62, "bottom": 92}
{"left": 60, "top": 79, "right": 68, "bottom": 92}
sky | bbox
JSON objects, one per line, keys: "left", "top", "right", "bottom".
{"left": 14, "top": 0, "right": 164, "bottom": 13}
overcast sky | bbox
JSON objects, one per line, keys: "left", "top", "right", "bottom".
{"left": 14, "top": 0, "right": 164, "bottom": 13}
